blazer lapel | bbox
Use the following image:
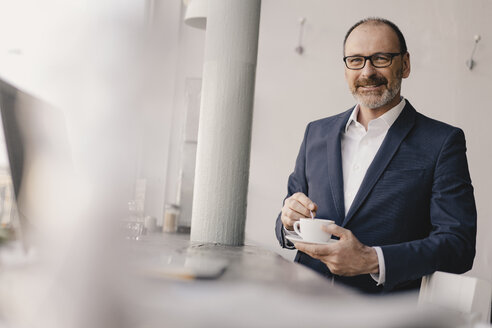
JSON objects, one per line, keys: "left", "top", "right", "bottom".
{"left": 342, "top": 102, "right": 417, "bottom": 227}
{"left": 326, "top": 109, "right": 353, "bottom": 224}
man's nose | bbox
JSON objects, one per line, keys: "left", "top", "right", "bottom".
{"left": 360, "top": 59, "right": 377, "bottom": 77}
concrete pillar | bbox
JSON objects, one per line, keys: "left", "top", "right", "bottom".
{"left": 190, "top": 0, "right": 261, "bottom": 245}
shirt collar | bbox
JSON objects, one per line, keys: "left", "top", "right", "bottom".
{"left": 345, "top": 97, "right": 406, "bottom": 133}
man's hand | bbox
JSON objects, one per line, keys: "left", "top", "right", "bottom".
{"left": 294, "top": 224, "right": 379, "bottom": 276}
{"left": 281, "top": 192, "right": 318, "bottom": 231}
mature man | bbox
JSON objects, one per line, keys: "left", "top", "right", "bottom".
{"left": 275, "top": 18, "right": 476, "bottom": 294}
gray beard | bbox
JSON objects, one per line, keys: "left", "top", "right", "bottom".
{"left": 353, "top": 79, "right": 402, "bottom": 109}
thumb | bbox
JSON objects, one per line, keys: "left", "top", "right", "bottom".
{"left": 321, "top": 223, "right": 348, "bottom": 239}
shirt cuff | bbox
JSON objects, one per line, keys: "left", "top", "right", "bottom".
{"left": 370, "top": 246, "right": 385, "bottom": 286}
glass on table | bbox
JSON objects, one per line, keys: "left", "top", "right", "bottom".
{"left": 124, "top": 200, "right": 145, "bottom": 240}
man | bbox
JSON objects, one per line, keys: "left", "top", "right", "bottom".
{"left": 275, "top": 18, "right": 476, "bottom": 294}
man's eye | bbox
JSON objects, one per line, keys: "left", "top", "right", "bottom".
{"left": 349, "top": 57, "right": 363, "bottom": 63}
{"left": 373, "top": 55, "right": 389, "bottom": 62}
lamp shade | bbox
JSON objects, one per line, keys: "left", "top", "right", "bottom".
{"left": 184, "top": 0, "right": 207, "bottom": 30}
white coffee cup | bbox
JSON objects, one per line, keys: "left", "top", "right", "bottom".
{"left": 293, "top": 218, "right": 334, "bottom": 243}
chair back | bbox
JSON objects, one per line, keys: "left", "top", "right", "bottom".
{"left": 419, "top": 271, "right": 491, "bottom": 323}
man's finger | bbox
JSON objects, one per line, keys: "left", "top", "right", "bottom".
{"left": 294, "top": 242, "right": 333, "bottom": 257}
{"left": 287, "top": 199, "right": 311, "bottom": 218}
{"left": 282, "top": 215, "right": 298, "bottom": 230}
{"left": 322, "top": 223, "right": 348, "bottom": 239}
{"left": 294, "top": 242, "right": 316, "bottom": 254}
{"left": 282, "top": 207, "right": 304, "bottom": 222}
{"left": 292, "top": 193, "right": 318, "bottom": 212}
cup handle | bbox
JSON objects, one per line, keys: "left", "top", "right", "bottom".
{"left": 293, "top": 221, "right": 301, "bottom": 236}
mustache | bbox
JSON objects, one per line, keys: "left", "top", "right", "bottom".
{"left": 356, "top": 75, "right": 388, "bottom": 87}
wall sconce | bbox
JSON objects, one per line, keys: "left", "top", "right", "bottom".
{"left": 295, "top": 17, "right": 306, "bottom": 55}
{"left": 466, "top": 35, "right": 481, "bottom": 70}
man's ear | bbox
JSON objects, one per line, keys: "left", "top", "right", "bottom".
{"left": 402, "top": 52, "right": 411, "bottom": 78}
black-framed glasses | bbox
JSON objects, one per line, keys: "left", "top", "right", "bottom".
{"left": 343, "top": 52, "right": 403, "bottom": 70}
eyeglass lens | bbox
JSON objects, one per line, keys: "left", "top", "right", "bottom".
{"left": 345, "top": 53, "right": 394, "bottom": 69}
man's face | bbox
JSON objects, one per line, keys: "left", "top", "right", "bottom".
{"left": 344, "top": 23, "right": 410, "bottom": 110}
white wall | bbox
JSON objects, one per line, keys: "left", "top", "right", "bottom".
{"left": 245, "top": 0, "right": 492, "bottom": 282}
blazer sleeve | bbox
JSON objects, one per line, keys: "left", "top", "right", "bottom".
{"left": 275, "top": 123, "right": 311, "bottom": 248}
{"left": 381, "top": 128, "right": 477, "bottom": 291}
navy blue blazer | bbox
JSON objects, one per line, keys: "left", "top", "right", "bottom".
{"left": 275, "top": 101, "right": 477, "bottom": 294}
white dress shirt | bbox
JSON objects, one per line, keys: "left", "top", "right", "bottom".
{"left": 342, "top": 98, "right": 406, "bottom": 285}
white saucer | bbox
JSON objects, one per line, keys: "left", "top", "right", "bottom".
{"left": 285, "top": 234, "right": 337, "bottom": 245}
